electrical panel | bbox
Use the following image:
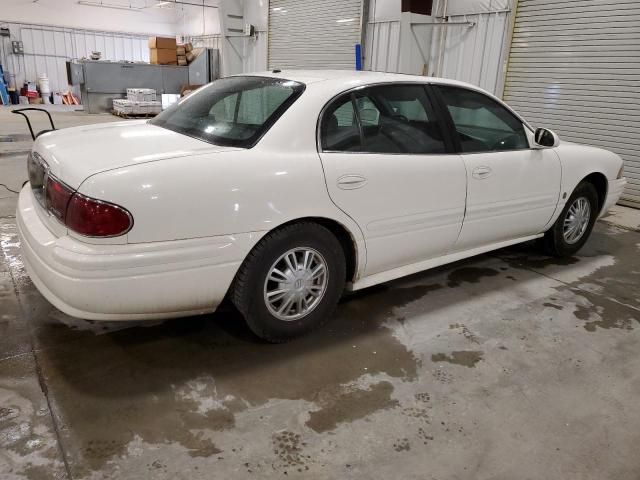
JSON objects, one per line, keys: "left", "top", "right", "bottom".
{"left": 12, "top": 41, "right": 24, "bottom": 55}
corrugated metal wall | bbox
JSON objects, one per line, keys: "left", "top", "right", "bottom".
{"left": 364, "top": 20, "right": 401, "bottom": 72}
{"left": 184, "top": 34, "right": 222, "bottom": 51}
{"left": 503, "top": 0, "right": 640, "bottom": 206}
{"left": 441, "top": 11, "right": 510, "bottom": 94}
{"left": 0, "top": 22, "right": 150, "bottom": 94}
{"left": 363, "top": 4, "right": 512, "bottom": 96}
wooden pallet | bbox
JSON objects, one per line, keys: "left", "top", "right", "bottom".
{"left": 111, "top": 110, "right": 158, "bottom": 119}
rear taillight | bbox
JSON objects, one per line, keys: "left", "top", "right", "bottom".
{"left": 45, "top": 176, "right": 73, "bottom": 221}
{"left": 65, "top": 193, "right": 133, "bottom": 237}
{"left": 30, "top": 151, "right": 132, "bottom": 238}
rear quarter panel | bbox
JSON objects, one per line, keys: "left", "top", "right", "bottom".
{"left": 77, "top": 148, "right": 357, "bottom": 243}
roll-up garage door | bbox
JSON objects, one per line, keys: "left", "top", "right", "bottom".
{"left": 503, "top": 0, "right": 640, "bottom": 207}
{"left": 268, "top": 0, "right": 362, "bottom": 70}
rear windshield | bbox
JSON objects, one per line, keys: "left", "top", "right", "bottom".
{"left": 150, "top": 76, "right": 305, "bottom": 148}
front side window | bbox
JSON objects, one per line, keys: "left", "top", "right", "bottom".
{"left": 436, "top": 85, "right": 529, "bottom": 153}
{"left": 151, "top": 76, "right": 304, "bottom": 148}
{"left": 320, "top": 84, "right": 446, "bottom": 154}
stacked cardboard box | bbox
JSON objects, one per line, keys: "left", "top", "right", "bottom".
{"left": 148, "top": 37, "right": 200, "bottom": 67}
{"left": 126, "top": 88, "right": 156, "bottom": 101}
{"left": 176, "top": 42, "right": 193, "bottom": 66}
{"left": 149, "top": 36, "right": 177, "bottom": 65}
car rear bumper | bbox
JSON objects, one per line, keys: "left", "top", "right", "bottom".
{"left": 600, "top": 178, "right": 626, "bottom": 217}
{"left": 17, "top": 186, "right": 262, "bottom": 321}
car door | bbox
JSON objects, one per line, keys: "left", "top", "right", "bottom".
{"left": 432, "top": 85, "right": 561, "bottom": 252}
{"left": 318, "top": 83, "right": 467, "bottom": 277}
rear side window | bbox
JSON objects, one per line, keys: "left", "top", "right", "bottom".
{"left": 320, "top": 95, "right": 361, "bottom": 152}
{"left": 436, "top": 85, "right": 529, "bottom": 153}
{"left": 320, "top": 84, "right": 446, "bottom": 154}
{"left": 151, "top": 76, "right": 304, "bottom": 148}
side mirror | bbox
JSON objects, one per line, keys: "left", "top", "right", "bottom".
{"left": 534, "top": 128, "right": 560, "bottom": 148}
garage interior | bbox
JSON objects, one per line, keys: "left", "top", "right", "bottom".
{"left": 1, "top": 0, "right": 640, "bottom": 478}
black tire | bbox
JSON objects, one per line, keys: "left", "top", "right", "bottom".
{"left": 542, "top": 181, "right": 599, "bottom": 257}
{"left": 231, "top": 222, "right": 346, "bottom": 343}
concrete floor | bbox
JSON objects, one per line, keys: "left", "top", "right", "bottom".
{"left": 2, "top": 107, "right": 640, "bottom": 480}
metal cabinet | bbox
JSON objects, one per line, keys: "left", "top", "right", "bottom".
{"left": 76, "top": 61, "right": 189, "bottom": 113}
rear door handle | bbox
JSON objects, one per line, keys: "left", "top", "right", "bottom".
{"left": 337, "top": 174, "right": 367, "bottom": 190}
{"left": 472, "top": 166, "right": 492, "bottom": 180}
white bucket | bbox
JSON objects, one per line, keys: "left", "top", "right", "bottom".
{"left": 38, "top": 73, "right": 50, "bottom": 95}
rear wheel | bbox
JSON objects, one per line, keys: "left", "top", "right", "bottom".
{"left": 542, "top": 181, "right": 599, "bottom": 257}
{"left": 231, "top": 222, "right": 346, "bottom": 342}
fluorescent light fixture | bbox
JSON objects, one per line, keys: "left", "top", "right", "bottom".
{"left": 77, "top": 1, "right": 144, "bottom": 11}
{"left": 336, "top": 18, "right": 356, "bottom": 23}
{"left": 154, "top": 0, "right": 172, "bottom": 6}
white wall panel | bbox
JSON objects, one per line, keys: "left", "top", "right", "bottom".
{"left": 503, "top": 0, "right": 640, "bottom": 206}
{"left": 441, "top": 11, "right": 510, "bottom": 94}
{"left": 363, "top": 1, "right": 512, "bottom": 95}
{"left": 364, "top": 20, "right": 401, "bottom": 72}
{"left": 1, "top": 22, "right": 150, "bottom": 94}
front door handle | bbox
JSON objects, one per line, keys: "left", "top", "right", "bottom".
{"left": 472, "top": 166, "right": 492, "bottom": 180}
{"left": 337, "top": 174, "right": 367, "bottom": 190}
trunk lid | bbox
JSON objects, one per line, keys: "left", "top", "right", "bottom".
{"left": 32, "top": 120, "right": 238, "bottom": 188}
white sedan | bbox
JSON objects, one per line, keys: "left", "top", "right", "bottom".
{"left": 17, "top": 71, "right": 626, "bottom": 341}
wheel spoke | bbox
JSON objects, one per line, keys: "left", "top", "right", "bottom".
{"left": 269, "top": 267, "right": 288, "bottom": 283}
{"left": 296, "top": 296, "right": 304, "bottom": 314}
{"left": 303, "top": 250, "right": 312, "bottom": 270}
{"left": 284, "top": 253, "right": 297, "bottom": 272}
{"left": 308, "top": 286, "right": 323, "bottom": 297}
{"left": 278, "top": 294, "right": 294, "bottom": 315}
{"left": 266, "top": 289, "right": 287, "bottom": 302}
{"left": 311, "top": 263, "right": 325, "bottom": 280}
{"left": 302, "top": 295, "right": 312, "bottom": 308}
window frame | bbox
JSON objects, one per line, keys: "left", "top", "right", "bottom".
{"left": 317, "top": 82, "right": 457, "bottom": 155}
{"left": 430, "top": 84, "right": 534, "bottom": 155}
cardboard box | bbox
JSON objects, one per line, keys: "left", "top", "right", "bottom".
{"left": 176, "top": 46, "right": 186, "bottom": 56}
{"left": 28, "top": 97, "right": 43, "bottom": 104}
{"left": 177, "top": 56, "right": 187, "bottom": 66}
{"left": 180, "top": 84, "right": 203, "bottom": 97}
{"left": 184, "top": 42, "right": 193, "bottom": 52}
{"left": 150, "top": 48, "right": 178, "bottom": 65}
{"left": 185, "top": 51, "right": 195, "bottom": 63}
{"left": 126, "top": 88, "right": 156, "bottom": 101}
{"left": 148, "top": 36, "right": 177, "bottom": 49}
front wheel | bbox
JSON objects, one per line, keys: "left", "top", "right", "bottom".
{"left": 231, "top": 222, "right": 346, "bottom": 343}
{"left": 542, "top": 181, "right": 599, "bottom": 257}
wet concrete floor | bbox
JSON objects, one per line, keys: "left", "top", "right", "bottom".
{"left": 2, "top": 108, "right": 640, "bottom": 479}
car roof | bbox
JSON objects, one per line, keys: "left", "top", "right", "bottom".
{"left": 233, "top": 69, "right": 533, "bottom": 131}
{"left": 238, "top": 69, "right": 480, "bottom": 90}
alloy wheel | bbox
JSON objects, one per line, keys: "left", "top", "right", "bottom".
{"left": 263, "top": 247, "right": 329, "bottom": 321}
